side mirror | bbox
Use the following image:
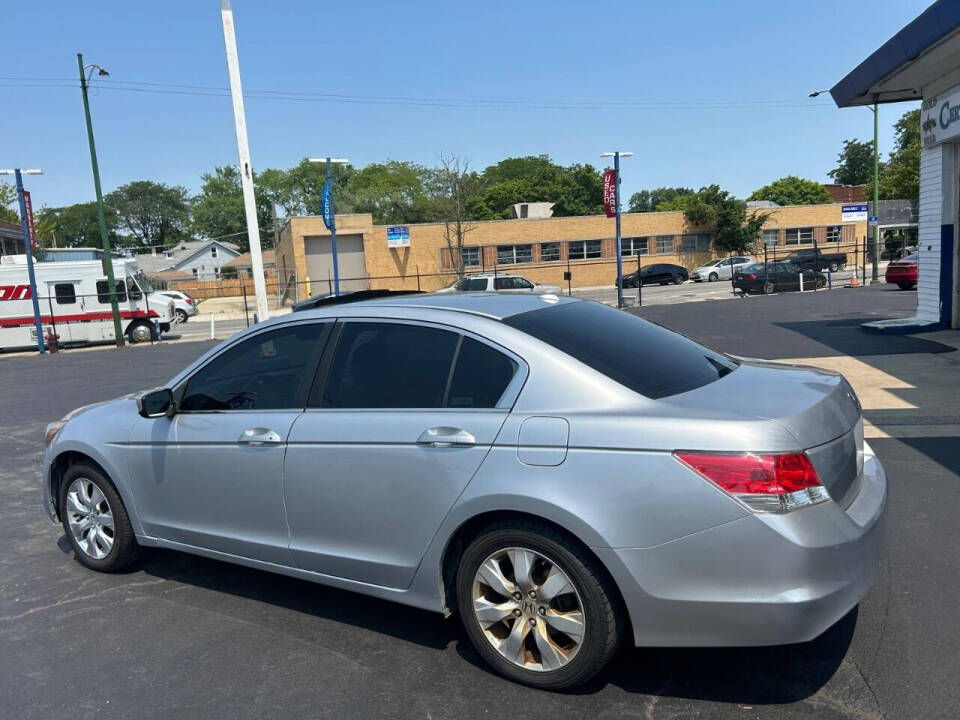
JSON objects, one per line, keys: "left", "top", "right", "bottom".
{"left": 137, "top": 388, "right": 174, "bottom": 418}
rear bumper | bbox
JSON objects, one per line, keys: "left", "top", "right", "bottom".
{"left": 598, "top": 442, "right": 886, "bottom": 647}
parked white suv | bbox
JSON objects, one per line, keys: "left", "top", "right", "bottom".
{"left": 149, "top": 290, "right": 198, "bottom": 324}
{"left": 437, "top": 273, "right": 562, "bottom": 294}
{"left": 690, "top": 256, "right": 752, "bottom": 282}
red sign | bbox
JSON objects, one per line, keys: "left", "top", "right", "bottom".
{"left": 23, "top": 190, "right": 37, "bottom": 251}
{"left": 0, "top": 284, "right": 32, "bottom": 301}
{"left": 602, "top": 169, "right": 617, "bottom": 218}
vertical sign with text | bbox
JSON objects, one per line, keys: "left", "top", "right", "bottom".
{"left": 23, "top": 190, "right": 37, "bottom": 250}
{"left": 602, "top": 169, "right": 617, "bottom": 218}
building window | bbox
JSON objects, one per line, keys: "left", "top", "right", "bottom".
{"left": 54, "top": 283, "right": 76, "bottom": 305}
{"left": 540, "top": 242, "right": 560, "bottom": 262}
{"left": 656, "top": 235, "right": 675, "bottom": 254}
{"left": 785, "top": 227, "right": 814, "bottom": 245}
{"left": 210, "top": 246, "right": 218, "bottom": 258}
{"left": 680, "top": 233, "right": 712, "bottom": 253}
{"left": 497, "top": 244, "right": 532, "bottom": 265}
{"left": 621, "top": 237, "right": 648, "bottom": 256}
{"left": 763, "top": 229, "right": 779, "bottom": 246}
{"left": 192, "top": 268, "right": 199, "bottom": 277}
{"left": 568, "top": 239, "right": 602, "bottom": 260}
{"left": 461, "top": 247, "right": 480, "bottom": 267}
{"left": 826, "top": 226, "right": 841, "bottom": 242}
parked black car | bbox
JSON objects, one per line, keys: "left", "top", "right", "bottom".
{"left": 782, "top": 248, "right": 847, "bottom": 273}
{"left": 732, "top": 262, "right": 826, "bottom": 295}
{"left": 618, "top": 263, "right": 688, "bottom": 288}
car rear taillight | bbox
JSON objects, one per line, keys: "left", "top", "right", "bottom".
{"left": 185, "top": 298, "right": 193, "bottom": 305}
{"left": 674, "top": 451, "right": 829, "bottom": 513}
{"left": 743, "top": 273, "right": 756, "bottom": 281}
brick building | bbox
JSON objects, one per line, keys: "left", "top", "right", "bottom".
{"left": 275, "top": 203, "right": 866, "bottom": 297}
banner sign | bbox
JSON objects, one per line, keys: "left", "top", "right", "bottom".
{"left": 602, "top": 169, "right": 617, "bottom": 218}
{"left": 321, "top": 178, "right": 335, "bottom": 231}
{"left": 23, "top": 190, "right": 36, "bottom": 250}
{"left": 386, "top": 225, "right": 410, "bottom": 248}
{"left": 841, "top": 203, "right": 868, "bottom": 223}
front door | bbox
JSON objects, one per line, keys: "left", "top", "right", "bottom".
{"left": 283, "top": 320, "right": 520, "bottom": 588}
{"left": 126, "top": 321, "right": 330, "bottom": 563}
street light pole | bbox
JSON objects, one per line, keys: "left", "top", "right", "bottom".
{"left": 309, "top": 157, "right": 349, "bottom": 296}
{"left": 77, "top": 53, "right": 124, "bottom": 347}
{"left": 601, "top": 151, "right": 633, "bottom": 309}
{"left": 0, "top": 168, "right": 45, "bottom": 354}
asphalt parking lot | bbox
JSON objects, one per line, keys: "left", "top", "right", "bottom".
{"left": 1, "top": 285, "right": 957, "bottom": 719}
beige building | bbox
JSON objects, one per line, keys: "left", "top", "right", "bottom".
{"left": 275, "top": 204, "right": 868, "bottom": 297}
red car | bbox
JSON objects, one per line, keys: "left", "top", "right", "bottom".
{"left": 885, "top": 252, "right": 918, "bottom": 290}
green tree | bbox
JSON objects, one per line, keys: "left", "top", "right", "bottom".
{"left": 680, "top": 185, "right": 769, "bottom": 254}
{"left": 428, "top": 154, "right": 483, "bottom": 276}
{"left": 748, "top": 176, "right": 832, "bottom": 206}
{"left": 0, "top": 182, "right": 18, "bottom": 224}
{"left": 34, "top": 202, "right": 120, "bottom": 248}
{"left": 257, "top": 159, "right": 356, "bottom": 218}
{"left": 627, "top": 187, "right": 694, "bottom": 213}
{"left": 191, "top": 165, "right": 273, "bottom": 251}
{"left": 874, "top": 108, "right": 920, "bottom": 201}
{"left": 105, "top": 180, "right": 191, "bottom": 248}
{"left": 349, "top": 160, "right": 433, "bottom": 224}
{"left": 828, "top": 139, "right": 877, "bottom": 186}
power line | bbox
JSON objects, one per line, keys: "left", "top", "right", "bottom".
{"left": 0, "top": 76, "right": 836, "bottom": 111}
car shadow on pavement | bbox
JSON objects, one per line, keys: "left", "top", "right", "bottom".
{"left": 456, "top": 605, "right": 858, "bottom": 702}
{"left": 138, "top": 548, "right": 458, "bottom": 651}
{"left": 775, "top": 318, "right": 954, "bottom": 357}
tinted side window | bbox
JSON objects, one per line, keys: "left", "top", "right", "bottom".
{"left": 96, "top": 279, "right": 127, "bottom": 304}
{"left": 181, "top": 323, "right": 327, "bottom": 411}
{"left": 319, "top": 323, "right": 458, "bottom": 408}
{"left": 503, "top": 302, "right": 736, "bottom": 399}
{"left": 447, "top": 337, "right": 518, "bottom": 408}
{"left": 54, "top": 283, "right": 76, "bottom": 305}
{"left": 494, "top": 277, "right": 512, "bottom": 290}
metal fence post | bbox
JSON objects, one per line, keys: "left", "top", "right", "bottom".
{"left": 242, "top": 284, "right": 250, "bottom": 327}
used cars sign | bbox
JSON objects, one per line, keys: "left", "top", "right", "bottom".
{"left": 602, "top": 169, "right": 616, "bottom": 218}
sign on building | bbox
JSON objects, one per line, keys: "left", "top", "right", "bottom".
{"left": 387, "top": 225, "right": 410, "bottom": 248}
{"left": 922, "top": 84, "right": 960, "bottom": 148}
{"left": 842, "top": 203, "right": 868, "bottom": 223}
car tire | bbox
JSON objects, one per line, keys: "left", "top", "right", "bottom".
{"left": 828, "top": 261, "right": 840, "bottom": 273}
{"left": 455, "top": 520, "right": 622, "bottom": 690}
{"left": 59, "top": 462, "right": 140, "bottom": 573}
{"left": 708, "top": 272, "right": 719, "bottom": 282}
{"left": 174, "top": 309, "right": 188, "bottom": 324}
{"left": 897, "top": 283, "right": 915, "bottom": 290}
{"left": 672, "top": 275, "right": 683, "bottom": 285}
{"left": 763, "top": 280, "right": 776, "bottom": 295}
{"left": 126, "top": 320, "right": 155, "bottom": 344}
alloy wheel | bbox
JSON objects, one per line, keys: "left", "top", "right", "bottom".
{"left": 65, "top": 477, "right": 115, "bottom": 560}
{"left": 129, "top": 323, "right": 153, "bottom": 343}
{"left": 472, "top": 547, "right": 585, "bottom": 672}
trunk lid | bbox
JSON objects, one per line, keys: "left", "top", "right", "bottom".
{"left": 664, "top": 359, "right": 863, "bottom": 504}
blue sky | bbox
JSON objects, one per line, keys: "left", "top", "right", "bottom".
{"left": 2, "top": 0, "right": 928, "bottom": 209}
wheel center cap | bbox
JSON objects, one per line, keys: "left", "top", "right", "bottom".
{"left": 521, "top": 599, "right": 536, "bottom": 615}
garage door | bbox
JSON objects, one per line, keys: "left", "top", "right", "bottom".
{"left": 304, "top": 234, "right": 368, "bottom": 294}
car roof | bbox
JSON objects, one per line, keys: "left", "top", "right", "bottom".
{"left": 293, "top": 291, "right": 579, "bottom": 321}
{"left": 462, "top": 272, "right": 524, "bottom": 279}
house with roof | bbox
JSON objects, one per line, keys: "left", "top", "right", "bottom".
{"left": 135, "top": 240, "right": 241, "bottom": 281}
{"left": 222, "top": 249, "right": 276, "bottom": 277}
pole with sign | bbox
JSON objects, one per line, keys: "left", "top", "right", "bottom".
{"left": 601, "top": 151, "right": 633, "bottom": 309}
{"left": 310, "top": 157, "right": 349, "bottom": 296}
{"left": 11, "top": 169, "right": 45, "bottom": 354}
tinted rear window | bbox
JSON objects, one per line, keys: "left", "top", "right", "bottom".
{"left": 502, "top": 302, "right": 736, "bottom": 399}
{"left": 456, "top": 278, "right": 488, "bottom": 291}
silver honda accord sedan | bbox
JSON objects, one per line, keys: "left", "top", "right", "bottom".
{"left": 42, "top": 292, "right": 886, "bottom": 689}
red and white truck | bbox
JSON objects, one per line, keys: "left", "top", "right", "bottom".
{"left": 0, "top": 255, "right": 174, "bottom": 351}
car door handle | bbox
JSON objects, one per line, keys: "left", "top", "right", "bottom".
{"left": 238, "top": 428, "right": 283, "bottom": 446}
{"left": 417, "top": 427, "right": 476, "bottom": 448}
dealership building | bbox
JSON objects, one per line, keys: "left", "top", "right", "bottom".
{"left": 276, "top": 202, "right": 867, "bottom": 296}
{"left": 832, "top": 0, "right": 960, "bottom": 330}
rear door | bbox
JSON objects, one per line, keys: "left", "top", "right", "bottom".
{"left": 283, "top": 320, "right": 523, "bottom": 588}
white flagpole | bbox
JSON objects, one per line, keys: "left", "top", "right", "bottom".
{"left": 219, "top": 0, "right": 269, "bottom": 322}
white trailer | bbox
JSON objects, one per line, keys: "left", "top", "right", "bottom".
{"left": 0, "top": 256, "right": 174, "bottom": 351}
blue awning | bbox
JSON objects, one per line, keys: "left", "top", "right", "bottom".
{"left": 831, "top": 0, "right": 960, "bottom": 107}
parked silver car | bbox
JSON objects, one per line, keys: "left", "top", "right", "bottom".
{"left": 690, "top": 255, "right": 752, "bottom": 282}
{"left": 435, "top": 273, "right": 562, "bottom": 294}
{"left": 42, "top": 293, "right": 886, "bottom": 689}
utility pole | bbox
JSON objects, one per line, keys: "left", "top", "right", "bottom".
{"left": 77, "top": 53, "right": 124, "bottom": 347}
{"left": 0, "top": 168, "right": 45, "bottom": 354}
{"left": 309, "top": 157, "right": 349, "bottom": 296}
{"left": 601, "top": 151, "right": 633, "bottom": 308}
{"left": 871, "top": 101, "right": 880, "bottom": 282}
{"left": 219, "top": 0, "right": 269, "bottom": 321}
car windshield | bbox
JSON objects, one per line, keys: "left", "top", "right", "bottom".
{"left": 702, "top": 259, "right": 723, "bottom": 267}
{"left": 131, "top": 270, "right": 154, "bottom": 293}
{"left": 502, "top": 301, "right": 737, "bottom": 399}
{"left": 902, "top": 253, "right": 919, "bottom": 262}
